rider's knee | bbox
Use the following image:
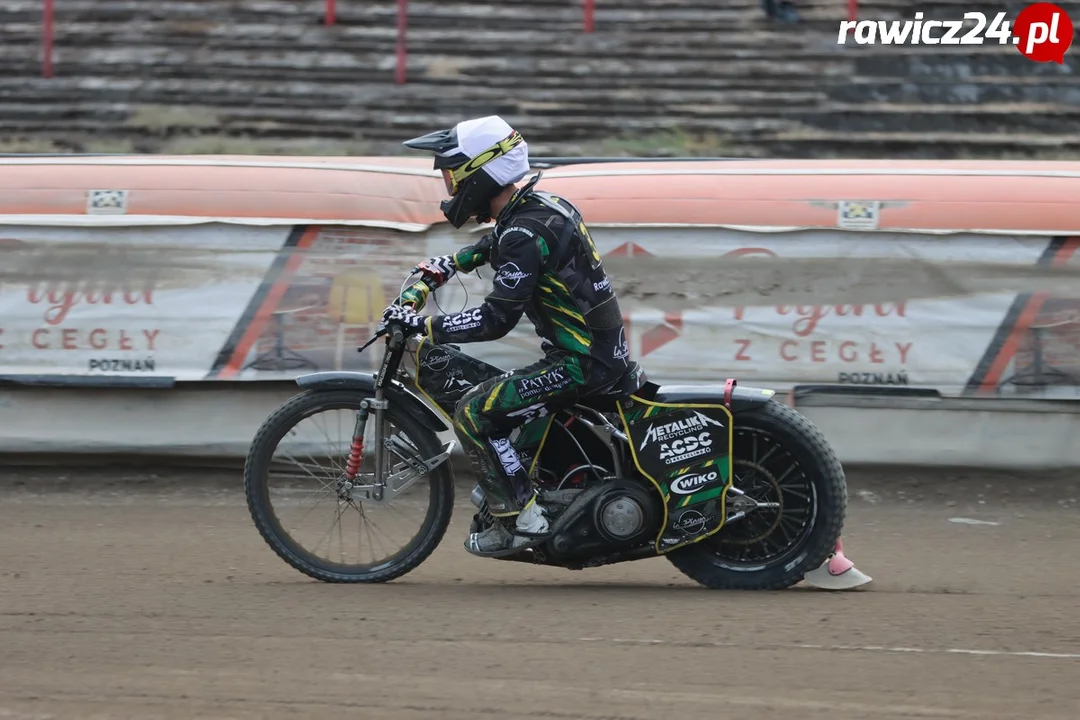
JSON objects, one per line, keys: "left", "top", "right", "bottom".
{"left": 452, "top": 390, "right": 479, "bottom": 428}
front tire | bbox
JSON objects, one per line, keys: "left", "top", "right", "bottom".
{"left": 667, "top": 400, "right": 846, "bottom": 590}
{"left": 244, "top": 389, "right": 455, "bottom": 583}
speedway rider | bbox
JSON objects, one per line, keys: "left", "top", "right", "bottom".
{"left": 379, "top": 115, "right": 634, "bottom": 558}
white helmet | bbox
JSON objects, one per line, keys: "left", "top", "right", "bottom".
{"left": 403, "top": 115, "right": 531, "bottom": 227}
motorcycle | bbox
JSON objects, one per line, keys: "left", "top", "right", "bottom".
{"left": 243, "top": 271, "right": 871, "bottom": 590}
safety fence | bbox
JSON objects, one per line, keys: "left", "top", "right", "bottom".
{"left": 1, "top": 155, "right": 1078, "bottom": 402}
{"left": 3, "top": 222, "right": 1076, "bottom": 399}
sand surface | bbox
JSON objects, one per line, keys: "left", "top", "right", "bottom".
{"left": 1, "top": 466, "right": 1078, "bottom": 719}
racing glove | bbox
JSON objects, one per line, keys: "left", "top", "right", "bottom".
{"left": 414, "top": 255, "right": 457, "bottom": 287}
{"left": 378, "top": 303, "right": 429, "bottom": 337}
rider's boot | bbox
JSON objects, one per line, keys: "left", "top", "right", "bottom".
{"left": 464, "top": 437, "right": 551, "bottom": 558}
{"left": 465, "top": 492, "right": 550, "bottom": 557}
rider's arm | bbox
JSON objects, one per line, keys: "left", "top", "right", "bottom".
{"left": 402, "top": 233, "right": 499, "bottom": 314}
{"left": 451, "top": 233, "right": 494, "bottom": 273}
{"left": 426, "top": 229, "right": 543, "bottom": 344}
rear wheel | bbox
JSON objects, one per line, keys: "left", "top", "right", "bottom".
{"left": 244, "top": 389, "right": 455, "bottom": 583}
{"left": 667, "top": 400, "right": 846, "bottom": 590}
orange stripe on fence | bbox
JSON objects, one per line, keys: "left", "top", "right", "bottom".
{"left": 216, "top": 226, "right": 321, "bottom": 380}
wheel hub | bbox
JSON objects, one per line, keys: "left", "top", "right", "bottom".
{"left": 729, "top": 493, "right": 758, "bottom": 513}
{"left": 337, "top": 480, "right": 355, "bottom": 501}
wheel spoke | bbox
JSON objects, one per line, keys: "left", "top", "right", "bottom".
{"left": 710, "top": 426, "right": 816, "bottom": 565}
{"left": 246, "top": 397, "right": 451, "bottom": 582}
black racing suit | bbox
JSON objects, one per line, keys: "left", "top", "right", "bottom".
{"left": 421, "top": 184, "right": 632, "bottom": 517}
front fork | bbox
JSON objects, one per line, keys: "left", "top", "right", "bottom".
{"left": 340, "top": 389, "right": 454, "bottom": 505}
{"left": 342, "top": 392, "right": 390, "bottom": 501}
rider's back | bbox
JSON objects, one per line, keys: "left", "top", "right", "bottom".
{"left": 493, "top": 189, "right": 631, "bottom": 377}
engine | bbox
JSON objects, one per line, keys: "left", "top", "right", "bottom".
{"left": 546, "top": 481, "right": 663, "bottom": 559}
{"left": 470, "top": 472, "right": 665, "bottom": 564}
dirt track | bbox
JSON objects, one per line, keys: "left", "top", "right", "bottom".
{"left": 1, "top": 467, "right": 1079, "bottom": 720}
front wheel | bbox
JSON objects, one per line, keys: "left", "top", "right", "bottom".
{"left": 667, "top": 400, "right": 846, "bottom": 590}
{"left": 244, "top": 389, "right": 455, "bottom": 583}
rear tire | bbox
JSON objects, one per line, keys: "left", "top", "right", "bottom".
{"left": 666, "top": 400, "right": 846, "bottom": 590}
{"left": 244, "top": 389, "right": 455, "bottom": 583}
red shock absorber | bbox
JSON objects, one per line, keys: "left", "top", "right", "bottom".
{"left": 345, "top": 436, "right": 365, "bottom": 480}
{"left": 345, "top": 404, "right": 371, "bottom": 481}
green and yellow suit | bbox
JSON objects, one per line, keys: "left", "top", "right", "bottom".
{"left": 417, "top": 186, "right": 632, "bottom": 516}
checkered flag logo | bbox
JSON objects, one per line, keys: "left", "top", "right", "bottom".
{"left": 87, "top": 189, "right": 129, "bottom": 214}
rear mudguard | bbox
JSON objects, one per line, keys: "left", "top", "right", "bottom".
{"left": 652, "top": 383, "right": 777, "bottom": 413}
{"left": 295, "top": 371, "right": 450, "bottom": 434}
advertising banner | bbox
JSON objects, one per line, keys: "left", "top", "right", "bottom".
{"left": 1, "top": 222, "right": 1078, "bottom": 400}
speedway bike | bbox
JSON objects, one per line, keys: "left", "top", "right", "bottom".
{"left": 243, "top": 271, "right": 864, "bottom": 590}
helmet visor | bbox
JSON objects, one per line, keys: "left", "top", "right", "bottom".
{"left": 446, "top": 130, "right": 524, "bottom": 189}
{"left": 441, "top": 169, "right": 456, "bottom": 196}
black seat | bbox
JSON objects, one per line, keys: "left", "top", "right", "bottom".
{"left": 652, "top": 384, "right": 728, "bottom": 405}
{"left": 577, "top": 361, "right": 647, "bottom": 411}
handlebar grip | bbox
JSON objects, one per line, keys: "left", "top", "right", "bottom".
{"left": 391, "top": 325, "right": 405, "bottom": 346}
{"left": 399, "top": 279, "right": 433, "bottom": 311}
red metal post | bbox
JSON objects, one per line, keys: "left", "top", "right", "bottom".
{"left": 847, "top": 0, "right": 857, "bottom": 22}
{"left": 396, "top": 0, "right": 408, "bottom": 84}
{"left": 325, "top": 0, "right": 336, "bottom": 25}
{"left": 584, "top": 0, "right": 595, "bottom": 33}
{"left": 43, "top": 0, "right": 55, "bottom": 78}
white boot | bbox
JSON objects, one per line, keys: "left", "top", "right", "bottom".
{"left": 464, "top": 493, "right": 549, "bottom": 558}
{"left": 514, "top": 494, "right": 549, "bottom": 537}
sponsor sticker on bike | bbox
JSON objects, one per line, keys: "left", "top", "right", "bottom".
{"left": 627, "top": 407, "right": 731, "bottom": 478}
{"left": 638, "top": 411, "right": 724, "bottom": 451}
{"left": 658, "top": 432, "right": 713, "bottom": 465}
{"left": 442, "top": 370, "right": 473, "bottom": 392}
{"left": 672, "top": 509, "right": 715, "bottom": 536}
{"left": 669, "top": 469, "right": 720, "bottom": 496}
{"left": 420, "top": 347, "right": 451, "bottom": 372}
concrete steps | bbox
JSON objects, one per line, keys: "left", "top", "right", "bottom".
{"left": 828, "top": 78, "right": 1080, "bottom": 106}
{"left": 4, "top": 98, "right": 1070, "bottom": 143}
{"left": 2, "top": 0, "right": 1075, "bottom": 158}
{"left": 797, "top": 103, "right": 1080, "bottom": 135}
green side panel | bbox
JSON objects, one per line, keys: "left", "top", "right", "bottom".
{"left": 620, "top": 398, "right": 735, "bottom": 552}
